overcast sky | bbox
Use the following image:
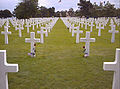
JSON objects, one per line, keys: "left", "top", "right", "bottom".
{"left": 0, "top": 0, "right": 119, "bottom": 12}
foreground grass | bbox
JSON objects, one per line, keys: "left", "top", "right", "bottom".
{"left": 0, "top": 18, "right": 120, "bottom": 89}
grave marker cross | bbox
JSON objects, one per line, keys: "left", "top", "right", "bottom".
{"left": 103, "top": 48, "right": 120, "bottom": 89}
{"left": 0, "top": 50, "right": 18, "bottom": 89}
{"left": 1, "top": 26, "right": 11, "bottom": 44}
{"left": 108, "top": 25, "right": 119, "bottom": 43}
{"left": 89, "top": 22, "right": 95, "bottom": 32}
{"left": 16, "top": 24, "right": 23, "bottom": 37}
{"left": 80, "top": 31, "right": 95, "bottom": 56}
{"left": 73, "top": 26, "right": 83, "bottom": 43}
{"left": 25, "top": 32, "right": 40, "bottom": 53}
{"left": 96, "top": 23, "right": 104, "bottom": 36}
{"left": 37, "top": 27, "right": 47, "bottom": 44}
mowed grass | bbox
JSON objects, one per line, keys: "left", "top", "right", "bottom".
{"left": 0, "top": 18, "right": 120, "bottom": 89}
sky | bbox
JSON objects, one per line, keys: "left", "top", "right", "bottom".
{"left": 0, "top": 0, "right": 119, "bottom": 12}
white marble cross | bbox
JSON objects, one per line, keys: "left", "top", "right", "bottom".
{"left": 31, "top": 22, "right": 36, "bottom": 30}
{"left": 103, "top": 48, "right": 120, "bottom": 89}
{"left": 6, "top": 20, "right": 10, "bottom": 28}
{"left": 41, "top": 27, "right": 48, "bottom": 37}
{"left": 108, "top": 25, "right": 119, "bottom": 43}
{"left": 69, "top": 24, "right": 74, "bottom": 33}
{"left": 72, "top": 26, "right": 79, "bottom": 37}
{"left": 1, "top": 26, "right": 11, "bottom": 44}
{"left": 80, "top": 31, "right": 95, "bottom": 56}
{"left": 72, "top": 26, "right": 83, "bottom": 43}
{"left": 96, "top": 23, "right": 104, "bottom": 36}
{"left": 46, "top": 24, "right": 51, "bottom": 33}
{"left": 84, "top": 21, "right": 88, "bottom": 30}
{"left": 16, "top": 24, "right": 23, "bottom": 37}
{"left": 37, "top": 27, "right": 47, "bottom": 44}
{"left": 25, "top": 23, "right": 31, "bottom": 33}
{"left": 89, "top": 22, "right": 95, "bottom": 32}
{"left": 0, "top": 50, "right": 19, "bottom": 89}
{"left": 81, "top": 21, "right": 84, "bottom": 28}
{"left": 25, "top": 32, "right": 40, "bottom": 53}
{"left": 36, "top": 20, "right": 39, "bottom": 28}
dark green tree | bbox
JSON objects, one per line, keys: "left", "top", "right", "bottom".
{"left": 92, "top": 1, "right": 116, "bottom": 17}
{"left": 0, "top": 9, "right": 13, "bottom": 18}
{"left": 48, "top": 7, "right": 55, "bottom": 17}
{"left": 68, "top": 8, "right": 75, "bottom": 17}
{"left": 36, "top": 6, "right": 55, "bottom": 17}
{"left": 38, "top": 6, "right": 49, "bottom": 17}
{"left": 55, "top": 11, "right": 60, "bottom": 17}
{"left": 60, "top": 10, "right": 67, "bottom": 17}
{"left": 77, "top": 0, "right": 93, "bottom": 17}
{"left": 14, "top": 0, "right": 38, "bottom": 19}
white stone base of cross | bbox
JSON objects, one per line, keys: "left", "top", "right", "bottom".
{"left": 0, "top": 50, "right": 19, "bottom": 89}
{"left": 103, "top": 48, "right": 120, "bottom": 89}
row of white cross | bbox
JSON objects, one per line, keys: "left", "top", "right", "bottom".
{"left": 0, "top": 18, "right": 59, "bottom": 88}
{"left": 0, "top": 48, "right": 120, "bottom": 89}
{"left": 0, "top": 17, "right": 119, "bottom": 89}
{"left": 0, "top": 18, "right": 58, "bottom": 45}
{"left": 25, "top": 18, "right": 59, "bottom": 56}
{"left": 61, "top": 18, "right": 96, "bottom": 56}
{"left": 61, "top": 17, "right": 119, "bottom": 43}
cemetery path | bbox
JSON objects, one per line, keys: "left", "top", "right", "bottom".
{"left": 37, "top": 18, "right": 82, "bottom": 60}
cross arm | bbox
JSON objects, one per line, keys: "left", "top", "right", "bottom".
{"left": 8, "top": 32, "right": 12, "bottom": 34}
{"left": 79, "top": 30, "right": 83, "bottom": 33}
{"left": 1, "top": 31, "right": 5, "bottom": 34}
{"left": 80, "top": 38, "right": 86, "bottom": 42}
{"left": 25, "top": 38, "right": 31, "bottom": 43}
{"left": 37, "top": 31, "right": 42, "bottom": 34}
{"left": 103, "top": 62, "right": 117, "bottom": 71}
{"left": 5, "top": 64, "right": 19, "bottom": 72}
{"left": 90, "top": 38, "right": 95, "bottom": 42}
{"left": 34, "top": 39, "right": 40, "bottom": 43}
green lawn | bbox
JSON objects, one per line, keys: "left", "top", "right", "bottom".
{"left": 0, "top": 18, "right": 120, "bottom": 89}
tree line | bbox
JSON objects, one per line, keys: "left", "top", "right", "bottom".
{"left": 0, "top": 9, "right": 13, "bottom": 18}
{"left": 0, "top": 0, "right": 120, "bottom": 18}
{"left": 76, "top": 0, "right": 120, "bottom": 17}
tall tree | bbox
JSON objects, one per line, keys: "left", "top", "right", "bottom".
{"left": 68, "top": 8, "right": 75, "bottom": 17}
{"left": 77, "top": 0, "right": 93, "bottom": 17}
{"left": 14, "top": 0, "right": 38, "bottom": 19}
{"left": 48, "top": 7, "right": 55, "bottom": 17}
{"left": 0, "top": 9, "right": 13, "bottom": 18}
